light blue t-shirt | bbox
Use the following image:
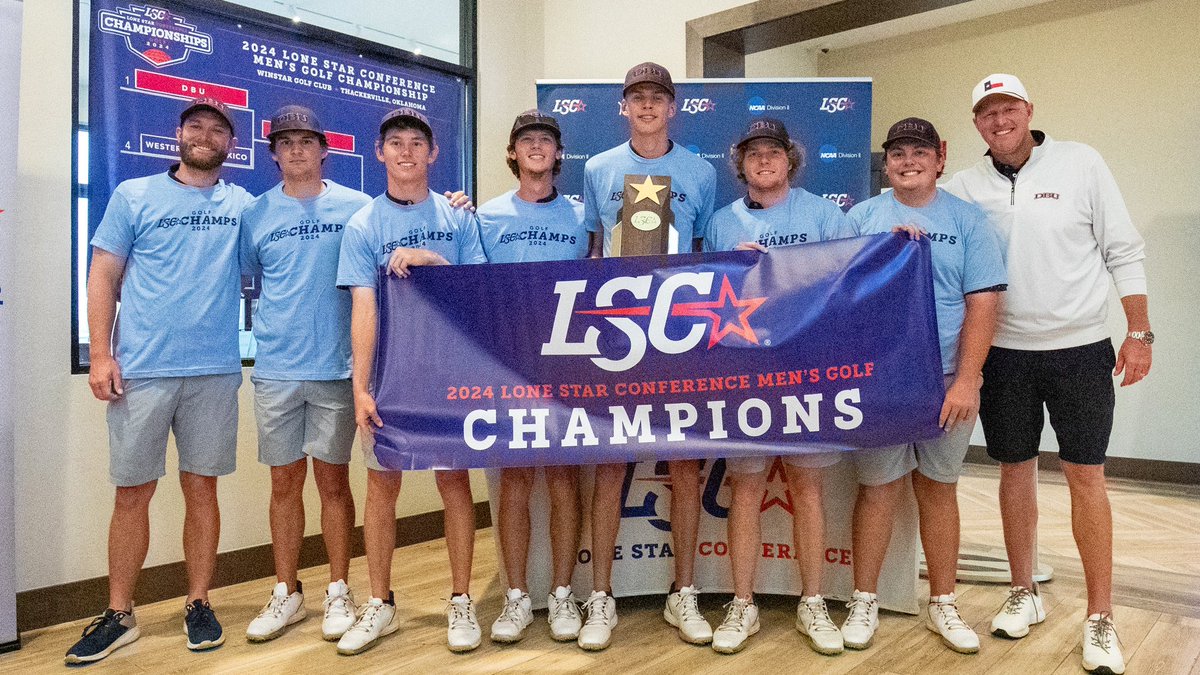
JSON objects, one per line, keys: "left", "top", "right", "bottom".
{"left": 583, "top": 141, "right": 716, "bottom": 256}
{"left": 90, "top": 171, "right": 251, "bottom": 378}
{"left": 477, "top": 190, "right": 588, "bottom": 263}
{"left": 336, "top": 190, "right": 487, "bottom": 290}
{"left": 703, "top": 187, "right": 854, "bottom": 252}
{"left": 241, "top": 180, "right": 371, "bottom": 380}
{"left": 848, "top": 189, "right": 1007, "bottom": 374}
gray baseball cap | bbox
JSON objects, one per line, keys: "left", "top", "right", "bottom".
{"left": 623, "top": 62, "right": 675, "bottom": 98}
{"left": 509, "top": 109, "right": 561, "bottom": 144}
{"left": 379, "top": 107, "right": 433, "bottom": 142}
{"left": 180, "top": 96, "right": 235, "bottom": 135}
{"left": 268, "top": 104, "right": 325, "bottom": 140}
{"left": 736, "top": 117, "right": 791, "bottom": 149}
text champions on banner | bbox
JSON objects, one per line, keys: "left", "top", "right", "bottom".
{"left": 371, "top": 234, "right": 946, "bottom": 470}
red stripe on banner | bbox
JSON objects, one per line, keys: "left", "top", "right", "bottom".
{"left": 260, "top": 121, "right": 356, "bottom": 152}
{"left": 134, "top": 69, "right": 249, "bottom": 108}
{"left": 576, "top": 306, "right": 652, "bottom": 316}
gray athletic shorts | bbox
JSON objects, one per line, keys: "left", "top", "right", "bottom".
{"left": 911, "top": 375, "right": 975, "bottom": 483}
{"left": 252, "top": 377, "right": 356, "bottom": 467}
{"left": 726, "top": 446, "right": 914, "bottom": 485}
{"left": 107, "top": 373, "right": 242, "bottom": 487}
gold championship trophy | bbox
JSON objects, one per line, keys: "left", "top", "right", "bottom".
{"left": 611, "top": 174, "right": 674, "bottom": 256}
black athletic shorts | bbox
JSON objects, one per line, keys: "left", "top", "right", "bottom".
{"left": 979, "top": 338, "right": 1116, "bottom": 465}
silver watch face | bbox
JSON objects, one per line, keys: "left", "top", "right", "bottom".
{"left": 1130, "top": 330, "right": 1155, "bottom": 345}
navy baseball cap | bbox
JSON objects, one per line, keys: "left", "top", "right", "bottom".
{"left": 882, "top": 117, "right": 941, "bottom": 150}
{"left": 736, "top": 117, "right": 791, "bottom": 149}
{"left": 379, "top": 107, "right": 433, "bottom": 142}
{"left": 509, "top": 109, "right": 560, "bottom": 144}
{"left": 623, "top": 62, "right": 675, "bottom": 98}
{"left": 180, "top": 97, "right": 235, "bottom": 135}
{"left": 268, "top": 104, "right": 325, "bottom": 140}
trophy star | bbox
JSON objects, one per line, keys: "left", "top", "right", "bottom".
{"left": 629, "top": 175, "right": 667, "bottom": 204}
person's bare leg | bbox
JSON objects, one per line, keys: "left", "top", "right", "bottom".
{"left": 312, "top": 458, "right": 354, "bottom": 583}
{"left": 498, "top": 467, "right": 535, "bottom": 591}
{"left": 784, "top": 465, "right": 826, "bottom": 596}
{"left": 436, "top": 469, "right": 475, "bottom": 595}
{"left": 727, "top": 469, "right": 767, "bottom": 598}
{"left": 850, "top": 477, "right": 905, "bottom": 593}
{"left": 180, "top": 472, "right": 220, "bottom": 603}
{"left": 998, "top": 458, "right": 1038, "bottom": 589}
{"left": 364, "top": 468, "right": 403, "bottom": 598}
{"left": 268, "top": 460, "right": 307, "bottom": 591}
{"left": 107, "top": 480, "right": 157, "bottom": 610}
{"left": 913, "top": 471, "right": 961, "bottom": 597}
{"left": 546, "top": 465, "right": 581, "bottom": 589}
{"left": 667, "top": 459, "right": 702, "bottom": 588}
{"left": 1060, "top": 461, "right": 1113, "bottom": 614}
{"left": 590, "top": 463, "right": 627, "bottom": 593}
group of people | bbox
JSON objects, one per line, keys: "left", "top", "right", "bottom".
{"left": 65, "top": 60, "right": 1152, "bottom": 675}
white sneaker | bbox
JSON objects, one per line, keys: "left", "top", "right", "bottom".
{"left": 445, "top": 595, "right": 481, "bottom": 652}
{"left": 926, "top": 593, "right": 979, "bottom": 654}
{"left": 322, "top": 580, "right": 357, "bottom": 641}
{"left": 547, "top": 586, "right": 583, "bottom": 641}
{"left": 490, "top": 588, "right": 533, "bottom": 643}
{"left": 1082, "top": 613, "right": 1125, "bottom": 674}
{"left": 796, "top": 594, "right": 844, "bottom": 655}
{"left": 842, "top": 589, "right": 879, "bottom": 650}
{"left": 246, "top": 581, "right": 306, "bottom": 642}
{"left": 336, "top": 595, "right": 397, "bottom": 655}
{"left": 712, "top": 596, "right": 760, "bottom": 654}
{"left": 577, "top": 591, "right": 618, "bottom": 651}
{"left": 664, "top": 585, "right": 713, "bottom": 644}
{"left": 991, "top": 585, "right": 1045, "bottom": 639}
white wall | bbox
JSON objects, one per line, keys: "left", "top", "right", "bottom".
{"left": 746, "top": 42, "right": 818, "bottom": 78}
{"left": 540, "top": 0, "right": 750, "bottom": 81}
{"left": 819, "top": 0, "right": 1200, "bottom": 462}
{"left": 476, "top": 0, "right": 544, "bottom": 202}
{"left": 12, "top": 0, "right": 489, "bottom": 594}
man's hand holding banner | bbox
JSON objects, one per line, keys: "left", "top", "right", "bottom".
{"left": 372, "top": 233, "right": 945, "bottom": 470}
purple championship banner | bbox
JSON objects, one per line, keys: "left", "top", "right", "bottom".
{"left": 372, "top": 234, "right": 946, "bottom": 471}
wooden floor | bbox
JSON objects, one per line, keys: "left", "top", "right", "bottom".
{"left": 6, "top": 464, "right": 1200, "bottom": 674}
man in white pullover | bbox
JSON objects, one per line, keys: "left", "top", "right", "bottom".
{"left": 943, "top": 74, "right": 1152, "bottom": 675}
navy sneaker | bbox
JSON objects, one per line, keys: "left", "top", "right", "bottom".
{"left": 64, "top": 608, "right": 140, "bottom": 664}
{"left": 184, "top": 599, "right": 225, "bottom": 651}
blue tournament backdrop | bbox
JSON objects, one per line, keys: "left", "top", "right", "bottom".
{"left": 87, "top": 0, "right": 471, "bottom": 358}
{"left": 537, "top": 79, "right": 871, "bottom": 212}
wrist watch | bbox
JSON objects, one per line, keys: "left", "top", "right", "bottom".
{"left": 1127, "top": 330, "right": 1154, "bottom": 345}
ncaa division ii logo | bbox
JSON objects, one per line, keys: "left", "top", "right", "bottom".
{"left": 98, "top": 3, "right": 214, "bottom": 68}
{"left": 541, "top": 272, "right": 766, "bottom": 372}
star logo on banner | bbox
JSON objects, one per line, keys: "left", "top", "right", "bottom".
{"left": 629, "top": 175, "right": 667, "bottom": 204}
{"left": 671, "top": 275, "right": 766, "bottom": 348}
{"left": 760, "top": 457, "right": 795, "bottom": 515}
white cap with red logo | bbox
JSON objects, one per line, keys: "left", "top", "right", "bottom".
{"left": 971, "top": 73, "right": 1030, "bottom": 111}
